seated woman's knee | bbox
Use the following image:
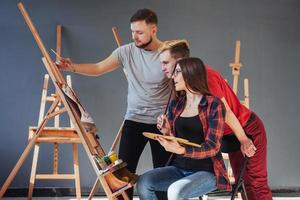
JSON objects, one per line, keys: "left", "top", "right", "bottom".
{"left": 137, "top": 172, "right": 155, "bottom": 193}
{"left": 167, "top": 182, "right": 186, "bottom": 200}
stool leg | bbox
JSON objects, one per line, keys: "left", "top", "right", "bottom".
{"left": 242, "top": 182, "right": 248, "bottom": 200}
{"left": 28, "top": 144, "right": 40, "bottom": 200}
{"left": 231, "top": 181, "right": 241, "bottom": 200}
{"left": 73, "top": 144, "right": 81, "bottom": 199}
{"left": 231, "top": 157, "right": 249, "bottom": 200}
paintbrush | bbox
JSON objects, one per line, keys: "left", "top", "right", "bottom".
{"left": 50, "top": 48, "right": 61, "bottom": 59}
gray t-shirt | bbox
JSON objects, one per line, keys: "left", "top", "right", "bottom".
{"left": 112, "top": 43, "right": 172, "bottom": 124}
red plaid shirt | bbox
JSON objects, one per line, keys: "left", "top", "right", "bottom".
{"left": 168, "top": 94, "right": 231, "bottom": 191}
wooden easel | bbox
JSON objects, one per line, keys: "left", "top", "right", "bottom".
{"left": 0, "top": 3, "right": 137, "bottom": 199}
{"left": 26, "top": 25, "right": 82, "bottom": 200}
{"left": 202, "top": 41, "right": 250, "bottom": 200}
{"left": 28, "top": 73, "right": 81, "bottom": 199}
{"left": 222, "top": 40, "right": 250, "bottom": 200}
{"left": 109, "top": 26, "right": 125, "bottom": 153}
{"left": 88, "top": 26, "right": 126, "bottom": 200}
{"left": 229, "top": 40, "right": 250, "bottom": 108}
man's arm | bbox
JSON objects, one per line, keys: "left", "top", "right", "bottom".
{"left": 57, "top": 54, "right": 121, "bottom": 76}
{"left": 221, "top": 97, "right": 257, "bottom": 157}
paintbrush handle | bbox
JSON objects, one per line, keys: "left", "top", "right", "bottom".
{"left": 51, "top": 48, "right": 61, "bottom": 59}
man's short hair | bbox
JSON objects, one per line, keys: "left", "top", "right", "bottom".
{"left": 158, "top": 39, "right": 190, "bottom": 59}
{"left": 130, "top": 8, "right": 158, "bottom": 25}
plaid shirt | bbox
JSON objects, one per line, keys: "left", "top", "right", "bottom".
{"left": 168, "top": 94, "right": 231, "bottom": 191}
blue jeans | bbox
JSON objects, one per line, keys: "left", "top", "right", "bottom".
{"left": 137, "top": 166, "right": 216, "bottom": 200}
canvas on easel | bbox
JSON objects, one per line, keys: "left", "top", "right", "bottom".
{"left": 0, "top": 3, "right": 137, "bottom": 199}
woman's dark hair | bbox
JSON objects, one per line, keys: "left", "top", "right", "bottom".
{"left": 175, "top": 57, "right": 210, "bottom": 96}
{"left": 130, "top": 8, "right": 158, "bottom": 25}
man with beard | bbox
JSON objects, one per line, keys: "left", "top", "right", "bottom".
{"left": 56, "top": 9, "right": 171, "bottom": 199}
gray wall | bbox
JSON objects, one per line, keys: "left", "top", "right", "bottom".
{"left": 0, "top": 0, "right": 299, "bottom": 190}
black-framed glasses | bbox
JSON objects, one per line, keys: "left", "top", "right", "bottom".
{"left": 172, "top": 68, "right": 182, "bottom": 77}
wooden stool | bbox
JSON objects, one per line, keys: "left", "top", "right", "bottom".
{"left": 27, "top": 74, "right": 81, "bottom": 199}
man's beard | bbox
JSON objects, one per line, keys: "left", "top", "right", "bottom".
{"left": 135, "top": 37, "right": 153, "bottom": 49}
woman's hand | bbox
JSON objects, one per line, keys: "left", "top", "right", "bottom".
{"left": 55, "top": 57, "right": 74, "bottom": 71}
{"left": 157, "top": 114, "right": 171, "bottom": 135}
{"left": 157, "top": 136, "right": 185, "bottom": 155}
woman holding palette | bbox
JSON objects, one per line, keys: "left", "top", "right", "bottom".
{"left": 137, "top": 57, "right": 231, "bottom": 200}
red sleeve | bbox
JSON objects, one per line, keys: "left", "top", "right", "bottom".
{"left": 206, "top": 66, "right": 225, "bottom": 99}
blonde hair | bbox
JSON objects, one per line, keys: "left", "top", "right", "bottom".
{"left": 158, "top": 39, "right": 189, "bottom": 53}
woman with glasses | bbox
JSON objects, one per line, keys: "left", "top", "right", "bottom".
{"left": 137, "top": 57, "right": 231, "bottom": 200}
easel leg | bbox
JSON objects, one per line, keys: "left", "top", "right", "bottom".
{"left": 88, "top": 179, "right": 100, "bottom": 200}
{"left": 73, "top": 144, "right": 81, "bottom": 200}
{"left": 0, "top": 99, "right": 59, "bottom": 198}
{"left": 27, "top": 144, "right": 40, "bottom": 200}
{"left": 0, "top": 124, "right": 45, "bottom": 197}
{"left": 88, "top": 180, "right": 130, "bottom": 200}
{"left": 121, "top": 192, "right": 129, "bottom": 200}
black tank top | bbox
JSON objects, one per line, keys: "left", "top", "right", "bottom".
{"left": 172, "top": 115, "right": 214, "bottom": 172}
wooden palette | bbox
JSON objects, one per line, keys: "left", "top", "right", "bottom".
{"left": 143, "top": 132, "right": 201, "bottom": 148}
